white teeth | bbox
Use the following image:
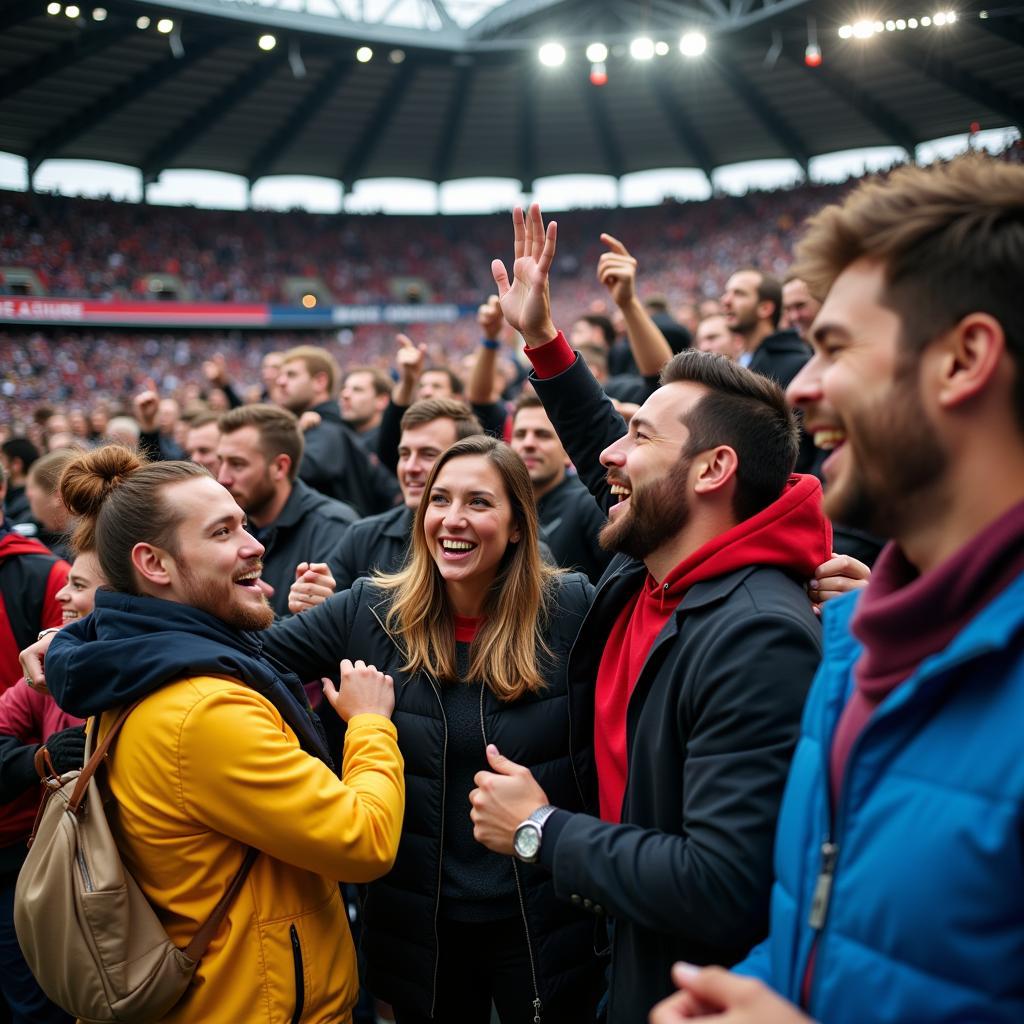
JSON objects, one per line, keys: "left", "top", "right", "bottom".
{"left": 814, "top": 429, "right": 847, "bottom": 451}
{"left": 235, "top": 570, "right": 261, "bottom": 582}
{"left": 609, "top": 484, "right": 632, "bottom": 497}
{"left": 442, "top": 540, "right": 475, "bottom": 551}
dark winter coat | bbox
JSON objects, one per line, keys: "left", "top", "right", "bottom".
{"left": 261, "top": 575, "right": 602, "bottom": 1018}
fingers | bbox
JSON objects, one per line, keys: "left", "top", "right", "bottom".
{"left": 512, "top": 205, "right": 526, "bottom": 261}
{"left": 814, "top": 554, "right": 870, "bottom": 582}
{"left": 396, "top": 333, "right": 415, "bottom": 350}
{"left": 537, "top": 218, "right": 558, "bottom": 277}
{"left": 600, "top": 232, "right": 630, "bottom": 256}
{"left": 492, "top": 259, "right": 511, "bottom": 298}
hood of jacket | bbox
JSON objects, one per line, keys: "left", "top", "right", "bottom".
{"left": 46, "top": 589, "right": 331, "bottom": 764}
{"left": 0, "top": 523, "right": 55, "bottom": 562}
{"left": 651, "top": 472, "right": 831, "bottom": 609}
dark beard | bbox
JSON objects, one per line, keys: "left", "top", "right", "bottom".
{"left": 599, "top": 455, "right": 691, "bottom": 561}
{"left": 179, "top": 562, "right": 274, "bottom": 632}
{"left": 826, "top": 368, "right": 947, "bottom": 538}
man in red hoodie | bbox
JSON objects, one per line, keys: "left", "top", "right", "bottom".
{"left": 469, "top": 205, "right": 829, "bottom": 1022}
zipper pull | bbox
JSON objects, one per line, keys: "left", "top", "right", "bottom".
{"left": 808, "top": 840, "right": 839, "bottom": 930}
{"left": 533, "top": 996, "right": 543, "bottom": 1023}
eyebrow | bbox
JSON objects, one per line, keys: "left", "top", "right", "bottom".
{"left": 202, "top": 513, "right": 241, "bottom": 532}
{"left": 630, "top": 415, "right": 657, "bottom": 434}
{"left": 429, "top": 486, "right": 497, "bottom": 498}
{"left": 812, "top": 323, "right": 850, "bottom": 345}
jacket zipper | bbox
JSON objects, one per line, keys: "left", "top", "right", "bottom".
{"left": 368, "top": 604, "right": 450, "bottom": 1019}
{"left": 289, "top": 924, "right": 304, "bottom": 1024}
{"left": 76, "top": 847, "right": 94, "bottom": 893}
{"left": 478, "top": 685, "right": 543, "bottom": 1023}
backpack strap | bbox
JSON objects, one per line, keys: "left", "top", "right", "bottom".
{"left": 66, "top": 700, "right": 259, "bottom": 963}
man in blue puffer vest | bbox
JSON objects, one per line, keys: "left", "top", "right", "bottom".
{"left": 650, "top": 155, "right": 1024, "bottom": 1023}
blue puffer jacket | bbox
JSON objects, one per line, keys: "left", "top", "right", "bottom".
{"left": 736, "top": 572, "right": 1024, "bottom": 1023}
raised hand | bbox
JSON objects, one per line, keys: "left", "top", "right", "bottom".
{"left": 132, "top": 377, "right": 160, "bottom": 432}
{"left": 395, "top": 333, "right": 427, "bottom": 381}
{"left": 322, "top": 659, "right": 395, "bottom": 721}
{"left": 288, "top": 561, "right": 336, "bottom": 615}
{"left": 202, "top": 352, "right": 229, "bottom": 387}
{"left": 477, "top": 295, "right": 505, "bottom": 342}
{"left": 491, "top": 204, "right": 558, "bottom": 348}
{"left": 597, "top": 233, "right": 638, "bottom": 308}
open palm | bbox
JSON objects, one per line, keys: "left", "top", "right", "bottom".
{"left": 491, "top": 203, "right": 558, "bottom": 347}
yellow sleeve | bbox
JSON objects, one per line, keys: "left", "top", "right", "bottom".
{"left": 175, "top": 685, "right": 405, "bottom": 882}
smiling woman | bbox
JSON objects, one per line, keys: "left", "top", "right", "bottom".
{"left": 260, "top": 435, "right": 604, "bottom": 1022}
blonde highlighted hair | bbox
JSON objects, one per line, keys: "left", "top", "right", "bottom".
{"left": 374, "top": 435, "right": 561, "bottom": 702}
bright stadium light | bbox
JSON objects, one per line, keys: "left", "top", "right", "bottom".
{"left": 655, "top": 40, "right": 670, "bottom": 56}
{"left": 585, "top": 42, "right": 608, "bottom": 63}
{"left": 838, "top": 24, "right": 853, "bottom": 39}
{"left": 908, "top": 17, "right": 919, "bottom": 27}
{"left": 136, "top": 15, "right": 150, "bottom": 28}
{"left": 852, "top": 20, "right": 875, "bottom": 38}
{"left": 65, "top": 4, "right": 80, "bottom": 16}
{"left": 92, "top": 6, "right": 107, "bottom": 19}
{"left": 157, "top": 18, "right": 173, "bottom": 33}
{"left": 895, "top": 18, "right": 907, "bottom": 29}
{"left": 356, "top": 45, "right": 373, "bottom": 62}
{"left": 947, "top": 11, "right": 957, "bottom": 22}
{"left": 885, "top": 19, "right": 896, "bottom": 30}
{"left": 259, "top": 34, "right": 277, "bottom": 51}
{"left": 538, "top": 42, "right": 566, "bottom": 67}
{"left": 921, "top": 15, "right": 932, "bottom": 26}
{"left": 46, "top": 2, "right": 61, "bottom": 13}
{"left": 630, "top": 36, "right": 655, "bottom": 60}
{"left": 678, "top": 31, "right": 707, "bottom": 57}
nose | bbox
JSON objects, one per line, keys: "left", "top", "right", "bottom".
{"left": 442, "top": 502, "right": 467, "bottom": 529}
{"left": 216, "top": 464, "right": 231, "bottom": 486}
{"left": 786, "top": 353, "right": 823, "bottom": 409}
{"left": 599, "top": 435, "right": 628, "bottom": 469}
{"left": 240, "top": 531, "right": 265, "bottom": 560}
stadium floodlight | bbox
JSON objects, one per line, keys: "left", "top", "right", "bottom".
{"left": 157, "top": 18, "right": 174, "bottom": 33}
{"left": 885, "top": 20, "right": 895, "bottom": 31}
{"left": 92, "top": 7, "right": 107, "bottom": 19}
{"left": 259, "top": 34, "right": 277, "bottom": 51}
{"left": 678, "top": 31, "right": 707, "bottom": 57}
{"left": 895, "top": 18, "right": 906, "bottom": 29}
{"left": 947, "top": 11, "right": 957, "bottom": 22}
{"left": 65, "top": 4, "right": 80, "bottom": 16}
{"left": 538, "top": 42, "right": 566, "bottom": 67}
{"left": 838, "top": 24, "right": 853, "bottom": 39}
{"left": 586, "top": 42, "right": 608, "bottom": 63}
{"left": 356, "top": 45, "right": 373, "bottom": 62}
{"left": 46, "top": 2, "right": 61, "bottom": 13}
{"left": 136, "top": 15, "right": 150, "bottom": 28}
{"left": 389, "top": 49, "right": 406, "bottom": 63}
{"left": 921, "top": 15, "right": 932, "bottom": 26}
{"left": 630, "top": 36, "right": 655, "bottom": 60}
{"left": 655, "top": 41, "right": 670, "bottom": 56}
{"left": 908, "top": 17, "right": 919, "bottom": 28}
{"left": 852, "top": 20, "right": 875, "bottom": 38}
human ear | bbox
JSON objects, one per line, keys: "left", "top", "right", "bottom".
{"left": 130, "top": 543, "right": 173, "bottom": 587}
{"left": 692, "top": 446, "right": 739, "bottom": 496}
{"left": 934, "top": 313, "right": 1005, "bottom": 410}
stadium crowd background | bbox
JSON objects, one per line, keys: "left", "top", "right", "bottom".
{"left": 4, "top": 135, "right": 1021, "bottom": 442}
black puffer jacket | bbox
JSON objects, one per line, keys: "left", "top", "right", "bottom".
{"left": 261, "top": 574, "right": 602, "bottom": 1018}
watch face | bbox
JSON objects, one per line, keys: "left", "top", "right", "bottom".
{"left": 514, "top": 823, "right": 541, "bottom": 860}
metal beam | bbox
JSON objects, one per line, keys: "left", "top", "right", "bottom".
{"left": 715, "top": 56, "right": 810, "bottom": 169}
{"left": 427, "top": 0, "right": 457, "bottom": 31}
{"left": 28, "top": 35, "right": 224, "bottom": 171}
{"left": 518, "top": 59, "right": 537, "bottom": 193}
{"left": 647, "top": 71, "right": 716, "bottom": 183}
{"left": 786, "top": 55, "right": 917, "bottom": 155}
{"left": 247, "top": 59, "right": 355, "bottom": 181}
{"left": 0, "top": 23, "right": 130, "bottom": 104}
{"left": 469, "top": 0, "right": 568, "bottom": 39}
{"left": 0, "top": 0, "right": 42, "bottom": 36}
{"left": 140, "top": 51, "right": 288, "bottom": 180}
{"left": 581, "top": 72, "right": 625, "bottom": 178}
{"left": 337, "top": 61, "right": 417, "bottom": 186}
{"left": 431, "top": 62, "right": 474, "bottom": 183}
{"left": 895, "top": 38, "right": 1024, "bottom": 132}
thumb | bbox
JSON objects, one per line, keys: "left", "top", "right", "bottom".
{"left": 600, "top": 232, "right": 629, "bottom": 256}
{"left": 491, "top": 259, "right": 511, "bottom": 298}
{"left": 671, "top": 964, "right": 744, "bottom": 1009}
{"left": 485, "top": 743, "right": 520, "bottom": 774}
{"left": 396, "top": 332, "right": 414, "bottom": 349}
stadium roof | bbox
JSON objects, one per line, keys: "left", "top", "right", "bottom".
{"left": 0, "top": 0, "right": 1021, "bottom": 192}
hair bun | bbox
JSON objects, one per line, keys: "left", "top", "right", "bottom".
{"left": 59, "top": 445, "right": 145, "bottom": 521}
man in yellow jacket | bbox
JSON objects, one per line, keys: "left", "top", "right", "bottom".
{"left": 37, "top": 449, "right": 405, "bottom": 1024}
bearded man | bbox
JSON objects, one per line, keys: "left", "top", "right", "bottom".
{"left": 468, "top": 205, "right": 831, "bottom": 1023}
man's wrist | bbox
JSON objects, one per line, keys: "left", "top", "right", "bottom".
{"left": 481, "top": 338, "right": 501, "bottom": 350}
{"left": 521, "top": 323, "right": 559, "bottom": 350}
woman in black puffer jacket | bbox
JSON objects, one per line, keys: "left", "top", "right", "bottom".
{"left": 263, "top": 435, "right": 602, "bottom": 1024}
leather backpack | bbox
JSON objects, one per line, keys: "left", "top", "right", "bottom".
{"left": 14, "top": 703, "right": 257, "bottom": 1023}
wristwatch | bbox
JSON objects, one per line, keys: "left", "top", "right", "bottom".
{"left": 513, "top": 804, "right": 557, "bottom": 863}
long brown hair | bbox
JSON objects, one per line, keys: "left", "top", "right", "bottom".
{"left": 374, "top": 435, "right": 561, "bottom": 702}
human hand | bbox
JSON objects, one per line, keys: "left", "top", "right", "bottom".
{"left": 20, "top": 630, "right": 59, "bottom": 696}
{"left": 202, "top": 352, "right": 229, "bottom": 387}
{"left": 297, "top": 410, "right": 322, "bottom": 432}
{"left": 597, "top": 233, "right": 638, "bottom": 308}
{"left": 491, "top": 204, "right": 558, "bottom": 348}
{"left": 808, "top": 552, "right": 871, "bottom": 610}
{"left": 288, "top": 562, "right": 336, "bottom": 614}
{"left": 322, "top": 659, "right": 395, "bottom": 721}
{"left": 649, "top": 963, "right": 815, "bottom": 1022}
{"left": 470, "top": 745, "right": 551, "bottom": 855}
{"left": 395, "top": 333, "right": 427, "bottom": 382}
{"left": 132, "top": 378, "right": 160, "bottom": 432}
{"left": 477, "top": 295, "right": 505, "bottom": 342}
{"left": 43, "top": 725, "right": 87, "bottom": 776}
